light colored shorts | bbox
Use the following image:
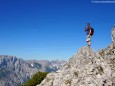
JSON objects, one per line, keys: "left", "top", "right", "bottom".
{"left": 86, "top": 35, "right": 91, "bottom": 42}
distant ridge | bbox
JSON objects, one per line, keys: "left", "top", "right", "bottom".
{"left": 0, "top": 56, "right": 65, "bottom": 86}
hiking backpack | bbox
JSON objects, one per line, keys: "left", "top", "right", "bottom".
{"left": 90, "top": 28, "right": 94, "bottom": 36}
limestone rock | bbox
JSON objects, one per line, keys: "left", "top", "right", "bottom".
{"left": 112, "top": 27, "right": 115, "bottom": 48}
{"left": 37, "top": 47, "right": 113, "bottom": 86}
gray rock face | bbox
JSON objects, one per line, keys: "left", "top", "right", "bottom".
{"left": 112, "top": 28, "right": 115, "bottom": 48}
{"left": 37, "top": 46, "right": 115, "bottom": 86}
{"left": 0, "top": 56, "right": 65, "bottom": 86}
{"left": 0, "top": 56, "right": 32, "bottom": 86}
{"left": 99, "top": 44, "right": 115, "bottom": 85}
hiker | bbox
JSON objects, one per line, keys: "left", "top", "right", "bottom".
{"left": 84, "top": 23, "right": 94, "bottom": 47}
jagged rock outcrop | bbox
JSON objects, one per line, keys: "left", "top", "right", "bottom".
{"left": 0, "top": 56, "right": 65, "bottom": 86}
{"left": 37, "top": 28, "right": 115, "bottom": 86}
{"left": 98, "top": 44, "right": 115, "bottom": 85}
{"left": 37, "top": 47, "right": 114, "bottom": 86}
{"left": 112, "top": 27, "right": 115, "bottom": 48}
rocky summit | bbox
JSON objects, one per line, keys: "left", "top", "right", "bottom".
{"left": 37, "top": 28, "right": 115, "bottom": 86}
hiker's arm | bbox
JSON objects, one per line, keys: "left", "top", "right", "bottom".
{"left": 88, "top": 29, "right": 91, "bottom": 37}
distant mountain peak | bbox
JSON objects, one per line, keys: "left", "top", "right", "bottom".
{"left": 0, "top": 56, "right": 65, "bottom": 86}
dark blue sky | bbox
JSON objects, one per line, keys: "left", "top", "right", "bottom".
{"left": 0, "top": 0, "right": 115, "bottom": 60}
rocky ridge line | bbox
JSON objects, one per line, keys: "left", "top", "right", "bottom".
{"left": 37, "top": 28, "right": 115, "bottom": 86}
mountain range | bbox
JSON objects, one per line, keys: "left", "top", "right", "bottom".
{"left": 0, "top": 56, "right": 65, "bottom": 86}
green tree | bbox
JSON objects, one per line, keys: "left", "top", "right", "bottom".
{"left": 21, "top": 71, "right": 48, "bottom": 86}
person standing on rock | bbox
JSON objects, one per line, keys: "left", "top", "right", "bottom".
{"left": 84, "top": 23, "right": 94, "bottom": 47}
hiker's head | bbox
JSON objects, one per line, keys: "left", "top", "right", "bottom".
{"left": 87, "top": 23, "right": 90, "bottom": 28}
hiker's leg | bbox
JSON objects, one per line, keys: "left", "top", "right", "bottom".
{"left": 87, "top": 36, "right": 91, "bottom": 47}
{"left": 88, "top": 41, "right": 91, "bottom": 47}
{"left": 86, "top": 36, "right": 91, "bottom": 47}
{"left": 87, "top": 41, "right": 89, "bottom": 46}
{"left": 87, "top": 41, "right": 90, "bottom": 47}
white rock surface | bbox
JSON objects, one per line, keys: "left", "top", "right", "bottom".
{"left": 37, "top": 47, "right": 114, "bottom": 86}
{"left": 112, "top": 28, "right": 115, "bottom": 48}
